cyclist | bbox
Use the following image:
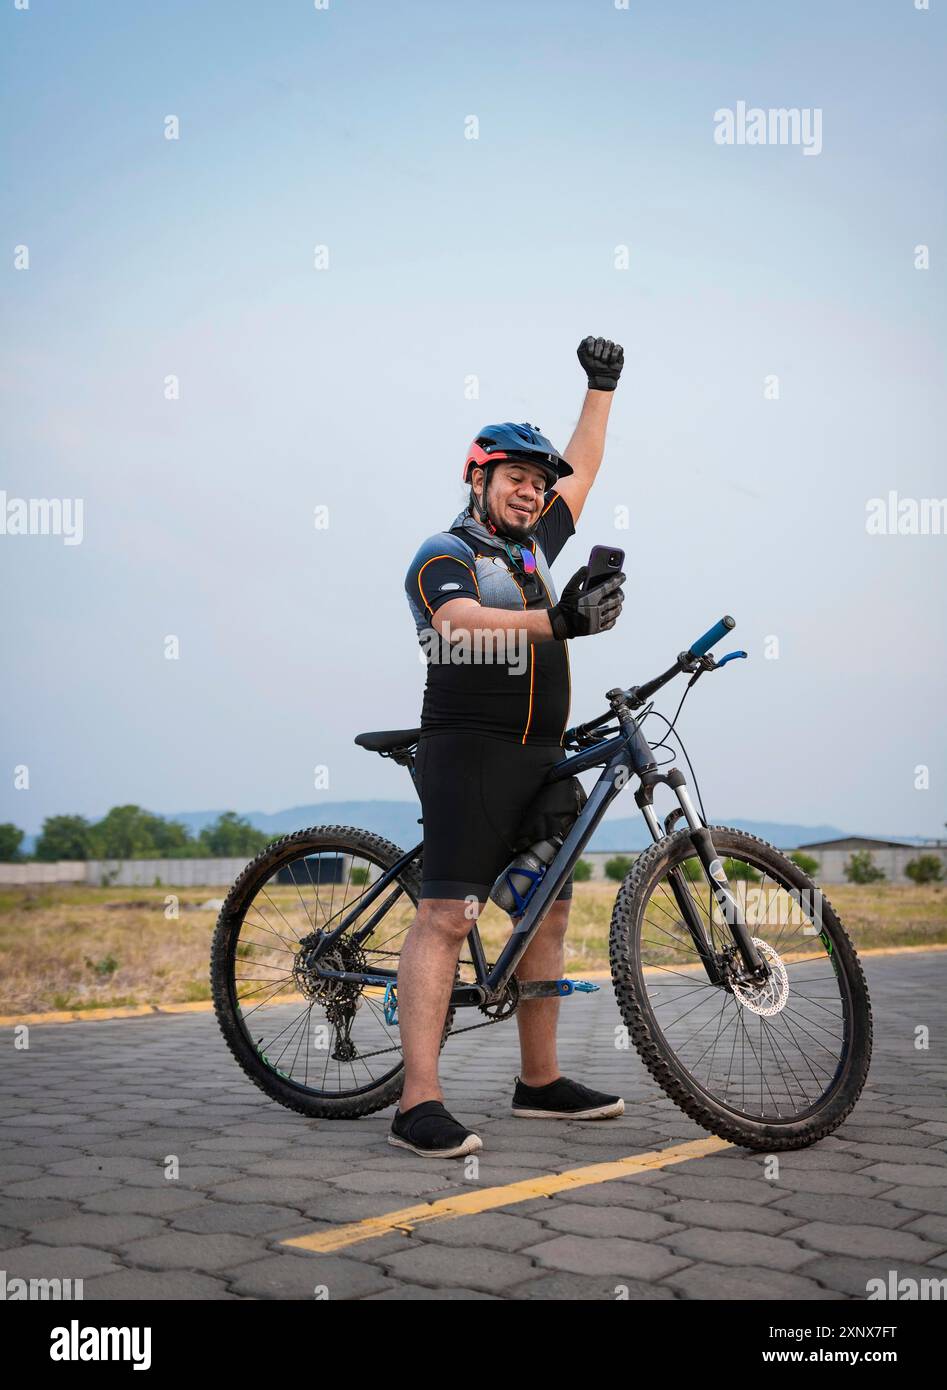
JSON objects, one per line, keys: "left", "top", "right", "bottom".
{"left": 394, "top": 337, "right": 628, "bottom": 1157}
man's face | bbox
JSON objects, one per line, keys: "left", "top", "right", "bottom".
{"left": 473, "top": 460, "right": 549, "bottom": 540}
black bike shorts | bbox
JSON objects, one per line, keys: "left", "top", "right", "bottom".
{"left": 414, "top": 730, "right": 575, "bottom": 904}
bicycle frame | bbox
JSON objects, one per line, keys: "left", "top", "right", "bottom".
{"left": 310, "top": 692, "right": 769, "bottom": 1009}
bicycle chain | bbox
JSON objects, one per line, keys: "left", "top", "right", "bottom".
{"left": 353, "top": 1011, "right": 507, "bottom": 1061}
{"left": 351, "top": 952, "right": 514, "bottom": 1061}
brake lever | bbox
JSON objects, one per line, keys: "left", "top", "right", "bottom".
{"left": 714, "top": 650, "right": 748, "bottom": 668}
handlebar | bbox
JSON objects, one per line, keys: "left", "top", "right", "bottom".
{"left": 687, "top": 615, "right": 735, "bottom": 659}
{"left": 563, "top": 614, "right": 740, "bottom": 748}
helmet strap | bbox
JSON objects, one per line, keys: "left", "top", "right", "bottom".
{"left": 470, "top": 464, "right": 497, "bottom": 532}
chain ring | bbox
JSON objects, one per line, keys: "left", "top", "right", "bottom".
{"left": 478, "top": 974, "right": 520, "bottom": 1022}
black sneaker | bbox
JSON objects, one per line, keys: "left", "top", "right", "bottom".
{"left": 511, "top": 1075, "right": 625, "bottom": 1120}
{"left": 388, "top": 1100, "right": 483, "bottom": 1158}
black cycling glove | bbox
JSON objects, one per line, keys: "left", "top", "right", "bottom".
{"left": 549, "top": 567, "right": 626, "bottom": 640}
{"left": 577, "top": 336, "right": 624, "bottom": 391}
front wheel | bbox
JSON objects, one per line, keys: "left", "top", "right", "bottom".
{"left": 609, "top": 826, "right": 872, "bottom": 1150}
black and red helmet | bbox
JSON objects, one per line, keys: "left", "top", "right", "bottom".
{"left": 463, "top": 422, "right": 573, "bottom": 491}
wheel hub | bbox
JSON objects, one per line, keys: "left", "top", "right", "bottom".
{"left": 293, "top": 932, "right": 366, "bottom": 1011}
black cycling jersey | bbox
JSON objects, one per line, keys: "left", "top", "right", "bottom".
{"left": 404, "top": 491, "right": 576, "bottom": 746}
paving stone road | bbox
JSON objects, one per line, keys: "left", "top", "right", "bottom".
{"left": 1, "top": 951, "right": 946, "bottom": 1300}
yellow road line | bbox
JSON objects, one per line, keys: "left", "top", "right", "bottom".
{"left": 0, "top": 1003, "right": 163, "bottom": 1027}
{"left": 2, "top": 942, "right": 944, "bottom": 1028}
{"left": 0, "top": 995, "right": 306, "bottom": 1028}
{"left": 281, "top": 1136, "right": 730, "bottom": 1253}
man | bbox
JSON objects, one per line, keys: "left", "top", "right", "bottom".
{"left": 395, "top": 336, "right": 628, "bottom": 1158}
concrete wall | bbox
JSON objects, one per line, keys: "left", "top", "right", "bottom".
{"left": 2, "top": 844, "right": 944, "bottom": 889}
{"left": 0, "top": 861, "right": 87, "bottom": 885}
{"left": 84, "top": 858, "right": 254, "bottom": 887}
{"left": 0, "top": 855, "right": 372, "bottom": 888}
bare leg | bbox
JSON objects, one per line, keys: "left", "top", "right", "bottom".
{"left": 513, "top": 899, "right": 570, "bottom": 1087}
{"left": 396, "top": 897, "right": 479, "bottom": 1112}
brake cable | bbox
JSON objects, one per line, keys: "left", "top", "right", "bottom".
{"left": 640, "top": 678, "right": 710, "bottom": 824}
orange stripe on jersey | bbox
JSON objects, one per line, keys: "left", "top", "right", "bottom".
{"left": 509, "top": 568, "right": 536, "bottom": 742}
{"left": 521, "top": 647, "right": 536, "bottom": 745}
{"left": 416, "top": 555, "right": 480, "bottom": 615}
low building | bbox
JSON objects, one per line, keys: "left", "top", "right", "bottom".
{"left": 575, "top": 837, "right": 947, "bottom": 887}
{"left": 792, "top": 837, "right": 946, "bottom": 886}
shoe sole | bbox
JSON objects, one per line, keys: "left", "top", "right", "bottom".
{"left": 387, "top": 1132, "right": 483, "bottom": 1159}
{"left": 511, "top": 1099, "right": 625, "bottom": 1120}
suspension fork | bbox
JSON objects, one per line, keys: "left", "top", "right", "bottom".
{"left": 637, "top": 791, "right": 722, "bottom": 984}
{"left": 619, "top": 704, "right": 767, "bottom": 983}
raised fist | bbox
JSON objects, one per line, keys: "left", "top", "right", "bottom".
{"left": 577, "top": 336, "right": 624, "bottom": 392}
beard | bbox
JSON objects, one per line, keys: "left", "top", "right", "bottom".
{"left": 486, "top": 492, "right": 537, "bottom": 542}
{"left": 495, "top": 514, "right": 531, "bottom": 539}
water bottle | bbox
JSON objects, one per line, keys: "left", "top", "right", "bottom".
{"left": 490, "top": 836, "right": 563, "bottom": 916}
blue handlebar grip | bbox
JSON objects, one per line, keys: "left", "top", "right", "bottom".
{"left": 688, "top": 615, "right": 735, "bottom": 658}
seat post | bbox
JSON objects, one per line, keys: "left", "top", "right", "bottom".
{"left": 353, "top": 728, "right": 421, "bottom": 791}
{"left": 389, "top": 746, "right": 418, "bottom": 788}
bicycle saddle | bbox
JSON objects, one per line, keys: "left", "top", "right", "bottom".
{"left": 354, "top": 728, "right": 422, "bottom": 753}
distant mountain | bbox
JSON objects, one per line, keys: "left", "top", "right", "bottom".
{"left": 165, "top": 804, "right": 926, "bottom": 854}
{"left": 582, "top": 818, "right": 851, "bottom": 852}
{"left": 168, "top": 802, "right": 426, "bottom": 848}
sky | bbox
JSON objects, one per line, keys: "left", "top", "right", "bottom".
{"left": 1, "top": 0, "right": 945, "bottom": 841}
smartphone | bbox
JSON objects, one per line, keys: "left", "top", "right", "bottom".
{"left": 584, "top": 545, "right": 625, "bottom": 591}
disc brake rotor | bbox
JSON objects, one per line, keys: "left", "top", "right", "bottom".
{"left": 730, "top": 937, "right": 789, "bottom": 1017}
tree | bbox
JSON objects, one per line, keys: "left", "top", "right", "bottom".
{"left": 0, "top": 823, "right": 25, "bottom": 862}
{"left": 905, "top": 855, "right": 944, "bottom": 886}
{"left": 148, "top": 814, "right": 195, "bottom": 858}
{"left": 605, "top": 855, "right": 633, "bottom": 882}
{"left": 34, "top": 815, "right": 94, "bottom": 861}
{"left": 90, "top": 806, "right": 171, "bottom": 856}
{"left": 845, "top": 850, "right": 885, "bottom": 884}
{"left": 573, "top": 858, "right": 592, "bottom": 882}
{"left": 790, "top": 851, "right": 820, "bottom": 876}
{"left": 198, "top": 812, "right": 269, "bottom": 857}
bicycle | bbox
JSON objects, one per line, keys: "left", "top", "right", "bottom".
{"left": 210, "top": 615, "right": 872, "bottom": 1151}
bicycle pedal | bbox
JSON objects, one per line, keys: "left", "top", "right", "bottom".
{"left": 555, "top": 978, "right": 600, "bottom": 997}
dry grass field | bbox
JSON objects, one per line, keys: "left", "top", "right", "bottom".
{"left": 1, "top": 877, "right": 945, "bottom": 1016}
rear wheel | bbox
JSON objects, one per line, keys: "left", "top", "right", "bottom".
{"left": 609, "top": 826, "right": 872, "bottom": 1150}
{"left": 210, "top": 825, "right": 444, "bottom": 1118}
